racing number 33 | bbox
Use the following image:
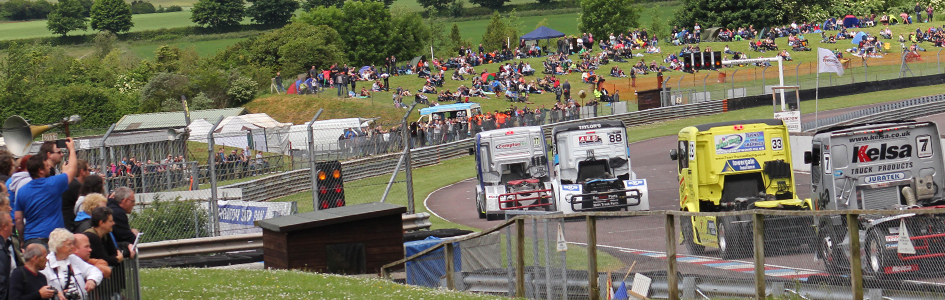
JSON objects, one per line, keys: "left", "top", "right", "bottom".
{"left": 771, "top": 137, "right": 783, "bottom": 151}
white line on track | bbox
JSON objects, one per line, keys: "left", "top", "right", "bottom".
{"left": 423, "top": 177, "right": 476, "bottom": 224}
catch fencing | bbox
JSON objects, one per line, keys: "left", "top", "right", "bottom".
{"left": 659, "top": 49, "right": 945, "bottom": 106}
{"left": 383, "top": 209, "right": 945, "bottom": 300}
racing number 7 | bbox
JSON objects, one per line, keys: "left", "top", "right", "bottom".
{"left": 917, "top": 135, "right": 933, "bottom": 158}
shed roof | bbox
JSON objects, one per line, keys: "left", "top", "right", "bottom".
{"left": 114, "top": 108, "right": 246, "bottom": 131}
{"left": 256, "top": 202, "right": 406, "bottom": 232}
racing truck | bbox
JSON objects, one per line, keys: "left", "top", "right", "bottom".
{"left": 806, "top": 120, "right": 945, "bottom": 276}
{"left": 551, "top": 120, "right": 649, "bottom": 214}
{"left": 670, "top": 119, "right": 814, "bottom": 259}
{"left": 474, "top": 126, "right": 555, "bottom": 220}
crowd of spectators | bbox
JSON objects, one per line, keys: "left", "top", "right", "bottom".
{"left": 0, "top": 139, "right": 140, "bottom": 300}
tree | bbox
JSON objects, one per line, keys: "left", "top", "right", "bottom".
{"left": 46, "top": 0, "right": 88, "bottom": 37}
{"left": 191, "top": 0, "right": 245, "bottom": 29}
{"left": 90, "top": 0, "right": 133, "bottom": 33}
{"left": 673, "top": 0, "right": 817, "bottom": 29}
{"left": 301, "top": 0, "right": 344, "bottom": 10}
{"left": 578, "top": 0, "right": 639, "bottom": 40}
{"left": 469, "top": 0, "right": 508, "bottom": 9}
{"left": 417, "top": 0, "right": 452, "bottom": 11}
{"left": 338, "top": 1, "right": 391, "bottom": 64}
{"left": 480, "top": 12, "right": 519, "bottom": 52}
{"left": 448, "top": 23, "right": 470, "bottom": 53}
{"left": 276, "top": 23, "right": 346, "bottom": 72}
{"left": 248, "top": 0, "right": 299, "bottom": 25}
{"left": 647, "top": 6, "right": 667, "bottom": 42}
{"left": 388, "top": 9, "right": 431, "bottom": 61}
{"left": 293, "top": 5, "right": 344, "bottom": 29}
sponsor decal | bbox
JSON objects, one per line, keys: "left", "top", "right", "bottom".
{"left": 577, "top": 135, "right": 602, "bottom": 146}
{"left": 885, "top": 235, "right": 899, "bottom": 242}
{"left": 562, "top": 184, "right": 581, "bottom": 191}
{"left": 834, "top": 170, "right": 843, "bottom": 178}
{"left": 715, "top": 132, "right": 765, "bottom": 154}
{"left": 864, "top": 172, "right": 906, "bottom": 184}
{"left": 848, "top": 131, "right": 911, "bottom": 143}
{"left": 884, "top": 264, "right": 919, "bottom": 274}
{"left": 625, "top": 180, "right": 645, "bottom": 186}
{"left": 722, "top": 158, "right": 761, "bottom": 172}
{"left": 219, "top": 205, "right": 268, "bottom": 226}
{"left": 707, "top": 220, "right": 717, "bottom": 236}
{"left": 849, "top": 162, "right": 914, "bottom": 175}
{"left": 578, "top": 124, "right": 602, "bottom": 130}
{"left": 495, "top": 141, "right": 524, "bottom": 149}
{"left": 851, "top": 143, "right": 912, "bottom": 163}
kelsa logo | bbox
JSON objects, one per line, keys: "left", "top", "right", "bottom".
{"left": 852, "top": 143, "right": 912, "bottom": 163}
{"left": 716, "top": 135, "right": 744, "bottom": 150}
{"left": 495, "top": 142, "right": 523, "bottom": 149}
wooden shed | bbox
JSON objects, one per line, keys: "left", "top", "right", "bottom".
{"left": 255, "top": 202, "right": 406, "bottom": 274}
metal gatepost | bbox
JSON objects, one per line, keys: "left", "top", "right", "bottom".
{"left": 307, "top": 109, "right": 324, "bottom": 211}
{"left": 206, "top": 116, "right": 225, "bottom": 236}
{"left": 99, "top": 123, "right": 116, "bottom": 193}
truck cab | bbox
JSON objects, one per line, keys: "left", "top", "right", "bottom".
{"left": 671, "top": 119, "right": 812, "bottom": 258}
{"left": 474, "top": 126, "right": 554, "bottom": 220}
{"left": 807, "top": 120, "right": 945, "bottom": 275}
{"left": 551, "top": 120, "right": 649, "bottom": 214}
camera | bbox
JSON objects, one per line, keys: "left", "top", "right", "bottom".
{"left": 62, "top": 288, "right": 80, "bottom": 300}
{"left": 55, "top": 139, "right": 67, "bottom": 149}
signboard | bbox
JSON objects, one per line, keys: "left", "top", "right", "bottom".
{"left": 218, "top": 200, "right": 294, "bottom": 235}
{"left": 774, "top": 111, "right": 801, "bottom": 133}
{"left": 715, "top": 131, "right": 765, "bottom": 154}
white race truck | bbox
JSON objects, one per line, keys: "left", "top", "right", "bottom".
{"left": 474, "top": 126, "right": 555, "bottom": 220}
{"left": 551, "top": 120, "right": 649, "bottom": 213}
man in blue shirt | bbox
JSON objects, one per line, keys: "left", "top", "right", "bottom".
{"left": 15, "top": 138, "right": 77, "bottom": 249}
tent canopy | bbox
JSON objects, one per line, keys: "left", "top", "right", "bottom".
{"left": 851, "top": 31, "right": 867, "bottom": 44}
{"left": 520, "top": 26, "right": 565, "bottom": 41}
{"left": 701, "top": 27, "right": 723, "bottom": 42}
{"left": 843, "top": 15, "right": 860, "bottom": 28}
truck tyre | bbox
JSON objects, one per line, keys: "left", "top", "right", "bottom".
{"left": 818, "top": 226, "right": 844, "bottom": 274}
{"left": 866, "top": 229, "right": 891, "bottom": 276}
{"left": 719, "top": 216, "right": 749, "bottom": 259}
{"left": 477, "top": 193, "right": 486, "bottom": 219}
{"left": 681, "top": 216, "right": 705, "bottom": 255}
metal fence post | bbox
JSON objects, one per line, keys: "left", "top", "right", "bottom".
{"left": 561, "top": 218, "right": 568, "bottom": 300}
{"left": 753, "top": 213, "right": 765, "bottom": 300}
{"left": 445, "top": 242, "right": 456, "bottom": 290}
{"left": 307, "top": 109, "right": 324, "bottom": 211}
{"left": 543, "top": 218, "right": 552, "bottom": 300}
{"left": 100, "top": 124, "right": 116, "bottom": 193}
{"left": 381, "top": 104, "right": 417, "bottom": 203}
{"left": 848, "top": 213, "right": 864, "bottom": 300}
{"left": 796, "top": 63, "right": 802, "bottom": 87}
{"left": 666, "top": 214, "right": 679, "bottom": 300}
{"left": 761, "top": 66, "right": 769, "bottom": 95}
{"left": 730, "top": 69, "right": 738, "bottom": 95}
{"left": 702, "top": 73, "right": 710, "bottom": 101}
{"left": 586, "top": 215, "right": 598, "bottom": 300}
{"left": 207, "top": 116, "right": 225, "bottom": 236}
{"left": 516, "top": 218, "right": 526, "bottom": 297}
{"left": 938, "top": 49, "right": 943, "bottom": 74}
{"left": 863, "top": 58, "right": 868, "bottom": 83}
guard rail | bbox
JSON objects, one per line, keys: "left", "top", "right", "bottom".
{"left": 802, "top": 93, "right": 945, "bottom": 131}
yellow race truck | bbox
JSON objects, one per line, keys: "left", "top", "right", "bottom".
{"left": 669, "top": 119, "right": 814, "bottom": 258}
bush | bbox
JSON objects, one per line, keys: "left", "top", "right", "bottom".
{"left": 227, "top": 75, "right": 258, "bottom": 106}
{"left": 130, "top": 1, "right": 157, "bottom": 14}
{"left": 0, "top": 0, "right": 54, "bottom": 21}
{"left": 130, "top": 196, "right": 212, "bottom": 243}
{"left": 166, "top": 5, "right": 183, "bottom": 11}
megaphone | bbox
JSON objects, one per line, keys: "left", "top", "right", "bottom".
{"left": 2, "top": 115, "right": 81, "bottom": 156}
{"left": 165, "top": 128, "right": 189, "bottom": 141}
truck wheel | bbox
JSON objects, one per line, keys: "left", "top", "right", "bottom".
{"left": 681, "top": 216, "right": 705, "bottom": 255}
{"left": 818, "top": 227, "right": 844, "bottom": 274}
{"left": 476, "top": 193, "right": 486, "bottom": 219}
{"left": 866, "top": 230, "right": 890, "bottom": 276}
{"left": 719, "top": 217, "right": 749, "bottom": 259}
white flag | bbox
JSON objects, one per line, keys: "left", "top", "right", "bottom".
{"left": 817, "top": 48, "right": 844, "bottom": 77}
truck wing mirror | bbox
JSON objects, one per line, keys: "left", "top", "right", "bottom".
{"left": 669, "top": 149, "right": 678, "bottom": 161}
{"left": 803, "top": 151, "right": 812, "bottom": 164}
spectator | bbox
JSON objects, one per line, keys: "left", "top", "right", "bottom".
{"left": 72, "top": 194, "right": 107, "bottom": 234}
{"left": 72, "top": 175, "right": 104, "bottom": 218}
{"left": 928, "top": 4, "right": 934, "bottom": 22}
{"left": 0, "top": 150, "right": 14, "bottom": 183}
{"left": 61, "top": 160, "right": 89, "bottom": 232}
{"left": 82, "top": 207, "right": 124, "bottom": 267}
{"left": 41, "top": 229, "right": 102, "bottom": 300}
{"left": 37, "top": 141, "right": 62, "bottom": 178}
{"left": 274, "top": 72, "right": 285, "bottom": 93}
{"left": 72, "top": 234, "right": 109, "bottom": 279}
{"left": 9, "top": 244, "right": 56, "bottom": 300}
{"left": 16, "top": 138, "right": 78, "bottom": 249}
{"left": 7, "top": 155, "right": 33, "bottom": 203}
{"left": 0, "top": 213, "right": 16, "bottom": 299}
{"left": 107, "top": 187, "right": 137, "bottom": 258}
{"left": 916, "top": 2, "right": 924, "bottom": 23}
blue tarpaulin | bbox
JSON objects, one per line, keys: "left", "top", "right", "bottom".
{"left": 404, "top": 236, "right": 462, "bottom": 288}
{"left": 520, "top": 26, "right": 565, "bottom": 41}
{"left": 843, "top": 15, "right": 860, "bottom": 28}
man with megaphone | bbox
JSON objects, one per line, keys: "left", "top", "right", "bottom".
{"left": 14, "top": 138, "right": 78, "bottom": 249}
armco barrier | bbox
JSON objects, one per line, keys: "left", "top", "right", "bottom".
{"left": 802, "top": 94, "right": 945, "bottom": 131}
{"left": 225, "top": 100, "right": 726, "bottom": 202}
